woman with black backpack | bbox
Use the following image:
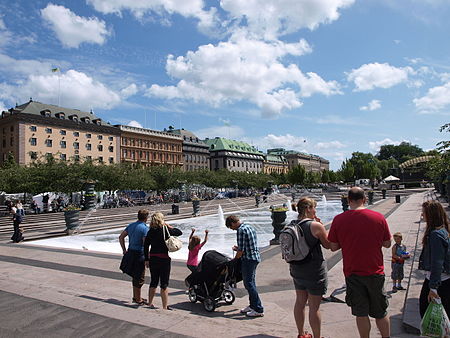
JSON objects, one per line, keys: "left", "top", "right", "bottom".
{"left": 289, "top": 197, "right": 331, "bottom": 338}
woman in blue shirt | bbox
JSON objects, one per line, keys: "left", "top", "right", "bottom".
{"left": 419, "top": 200, "right": 450, "bottom": 317}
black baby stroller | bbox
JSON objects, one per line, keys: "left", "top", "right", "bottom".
{"left": 185, "top": 250, "right": 242, "bottom": 312}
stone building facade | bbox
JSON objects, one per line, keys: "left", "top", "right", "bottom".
{"left": 165, "top": 127, "right": 210, "bottom": 171}
{"left": 117, "top": 125, "right": 183, "bottom": 168}
{"left": 205, "top": 137, "right": 264, "bottom": 172}
{"left": 0, "top": 100, "right": 120, "bottom": 165}
{"left": 263, "top": 153, "right": 289, "bottom": 174}
{"left": 267, "top": 148, "right": 329, "bottom": 172}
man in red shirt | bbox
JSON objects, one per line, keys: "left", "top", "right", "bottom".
{"left": 329, "top": 187, "right": 392, "bottom": 338}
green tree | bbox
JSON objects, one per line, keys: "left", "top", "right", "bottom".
{"left": 377, "top": 142, "right": 424, "bottom": 163}
{"left": 339, "top": 159, "right": 355, "bottom": 183}
{"left": 287, "top": 165, "right": 306, "bottom": 185}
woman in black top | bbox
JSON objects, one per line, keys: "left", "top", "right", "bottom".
{"left": 144, "top": 212, "right": 182, "bottom": 309}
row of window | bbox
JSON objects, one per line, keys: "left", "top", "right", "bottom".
{"left": 2, "top": 138, "right": 13, "bottom": 147}
{"left": 122, "top": 149, "right": 181, "bottom": 162}
{"left": 39, "top": 110, "right": 102, "bottom": 125}
{"left": 184, "top": 153, "right": 208, "bottom": 163}
{"left": 29, "top": 138, "right": 114, "bottom": 152}
{"left": 29, "top": 151, "right": 113, "bottom": 163}
{"left": 2, "top": 126, "right": 14, "bottom": 133}
{"left": 30, "top": 126, "right": 114, "bottom": 141}
{"left": 229, "top": 160, "right": 262, "bottom": 169}
{"left": 122, "top": 137, "right": 181, "bottom": 151}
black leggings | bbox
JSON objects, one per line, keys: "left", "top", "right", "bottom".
{"left": 149, "top": 257, "right": 171, "bottom": 289}
{"left": 419, "top": 278, "right": 450, "bottom": 318}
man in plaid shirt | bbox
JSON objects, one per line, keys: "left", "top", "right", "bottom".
{"left": 226, "top": 215, "right": 264, "bottom": 317}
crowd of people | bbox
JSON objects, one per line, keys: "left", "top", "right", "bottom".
{"left": 6, "top": 183, "right": 448, "bottom": 337}
{"left": 118, "top": 187, "right": 449, "bottom": 338}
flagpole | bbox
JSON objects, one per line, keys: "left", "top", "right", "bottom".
{"left": 58, "top": 71, "right": 61, "bottom": 107}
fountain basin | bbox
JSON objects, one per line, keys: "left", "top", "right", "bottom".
{"left": 26, "top": 200, "right": 342, "bottom": 260}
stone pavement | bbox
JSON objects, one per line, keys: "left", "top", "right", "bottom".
{"left": 0, "top": 190, "right": 440, "bottom": 337}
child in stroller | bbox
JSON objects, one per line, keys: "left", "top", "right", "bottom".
{"left": 185, "top": 250, "right": 242, "bottom": 312}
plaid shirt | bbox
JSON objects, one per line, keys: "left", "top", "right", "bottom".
{"left": 237, "top": 223, "right": 261, "bottom": 262}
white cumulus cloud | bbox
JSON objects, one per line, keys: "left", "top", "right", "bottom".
{"left": 0, "top": 69, "right": 121, "bottom": 111}
{"left": 194, "top": 125, "right": 245, "bottom": 140}
{"left": 87, "top": 0, "right": 217, "bottom": 33}
{"left": 221, "top": 0, "right": 355, "bottom": 39}
{"left": 262, "top": 134, "right": 308, "bottom": 150}
{"left": 147, "top": 33, "right": 340, "bottom": 118}
{"left": 347, "top": 62, "right": 412, "bottom": 91}
{"left": 0, "top": 54, "right": 57, "bottom": 79}
{"left": 120, "top": 83, "right": 139, "bottom": 98}
{"left": 413, "top": 82, "right": 450, "bottom": 113}
{"left": 41, "top": 4, "right": 111, "bottom": 48}
{"left": 360, "top": 99, "right": 381, "bottom": 111}
{"left": 127, "top": 120, "right": 143, "bottom": 128}
{"left": 0, "top": 100, "right": 7, "bottom": 112}
{"left": 368, "top": 138, "right": 401, "bottom": 152}
{"left": 315, "top": 141, "right": 346, "bottom": 149}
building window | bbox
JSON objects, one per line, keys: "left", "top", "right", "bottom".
{"left": 10, "top": 126, "right": 14, "bottom": 132}
{"left": 73, "top": 131, "right": 79, "bottom": 137}
{"left": 30, "top": 152, "right": 37, "bottom": 160}
{"left": 108, "top": 136, "right": 113, "bottom": 141}
{"left": 60, "top": 154, "right": 66, "bottom": 161}
{"left": 74, "top": 155, "right": 80, "bottom": 162}
{"left": 86, "top": 143, "right": 92, "bottom": 151}
{"left": 98, "top": 135, "right": 103, "bottom": 140}
{"left": 2, "top": 139, "right": 5, "bottom": 147}
{"left": 30, "top": 138, "right": 37, "bottom": 146}
{"left": 60, "top": 141, "right": 66, "bottom": 148}
{"left": 108, "top": 146, "right": 114, "bottom": 152}
{"left": 86, "top": 133, "right": 91, "bottom": 138}
{"left": 60, "top": 130, "right": 66, "bottom": 135}
{"left": 98, "top": 156, "right": 103, "bottom": 163}
{"left": 45, "top": 127, "right": 52, "bottom": 134}
{"left": 73, "top": 142, "right": 79, "bottom": 149}
{"left": 45, "top": 139, "right": 52, "bottom": 147}
{"left": 30, "top": 126, "right": 37, "bottom": 132}
{"left": 97, "top": 145, "right": 103, "bottom": 151}
{"left": 109, "top": 157, "right": 114, "bottom": 164}
{"left": 86, "top": 156, "right": 92, "bottom": 161}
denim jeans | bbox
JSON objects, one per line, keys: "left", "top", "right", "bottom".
{"left": 241, "top": 258, "right": 263, "bottom": 313}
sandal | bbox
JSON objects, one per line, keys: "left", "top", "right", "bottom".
{"left": 148, "top": 304, "right": 158, "bottom": 309}
{"left": 132, "top": 298, "right": 147, "bottom": 305}
{"left": 164, "top": 306, "right": 174, "bottom": 311}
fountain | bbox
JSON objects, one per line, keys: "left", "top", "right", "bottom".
{"left": 27, "top": 199, "right": 343, "bottom": 260}
{"left": 217, "top": 205, "right": 225, "bottom": 227}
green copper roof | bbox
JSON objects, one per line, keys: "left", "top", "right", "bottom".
{"left": 205, "top": 137, "right": 263, "bottom": 155}
{"left": 265, "top": 154, "right": 286, "bottom": 163}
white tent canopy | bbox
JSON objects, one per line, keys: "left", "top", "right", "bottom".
{"left": 383, "top": 175, "right": 400, "bottom": 181}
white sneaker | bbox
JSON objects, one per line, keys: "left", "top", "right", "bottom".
{"left": 240, "top": 306, "right": 252, "bottom": 314}
{"left": 246, "top": 309, "right": 264, "bottom": 317}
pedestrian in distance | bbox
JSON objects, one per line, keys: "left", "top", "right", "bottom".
{"left": 144, "top": 212, "right": 182, "bottom": 310}
{"left": 328, "top": 187, "right": 392, "bottom": 338}
{"left": 225, "top": 215, "right": 264, "bottom": 317}
{"left": 418, "top": 200, "right": 450, "bottom": 317}
{"left": 391, "top": 232, "right": 410, "bottom": 293}
{"left": 119, "top": 209, "right": 150, "bottom": 306}
{"left": 187, "top": 228, "right": 209, "bottom": 272}
{"left": 10, "top": 200, "right": 25, "bottom": 243}
{"left": 290, "top": 197, "right": 331, "bottom": 338}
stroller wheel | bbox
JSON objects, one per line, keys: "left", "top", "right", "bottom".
{"left": 223, "top": 290, "right": 235, "bottom": 304}
{"left": 203, "top": 297, "right": 216, "bottom": 312}
{"left": 188, "top": 288, "right": 197, "bottom": 303}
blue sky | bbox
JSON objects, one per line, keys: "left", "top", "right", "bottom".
{"left": 0, "top": 0, "right": 449, "bottom": 170}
